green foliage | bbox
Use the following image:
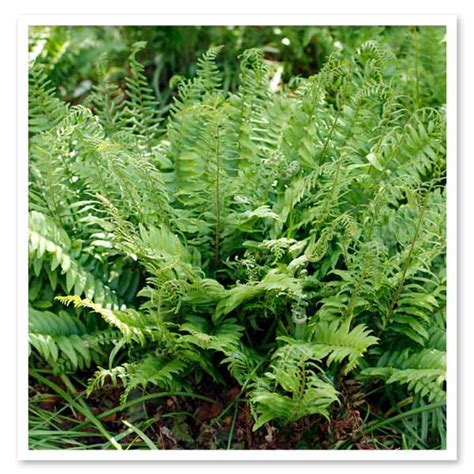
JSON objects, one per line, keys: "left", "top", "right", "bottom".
{"left": 29, "top": 64, "right": 69, "bottom": 134}
{"left": 118, "top": 41, "right": 163, "bottom": 143}
{"left": 361, "top": 348, "right": 446, "bottom": 403}
{"left": 29, "top": 307, "right": 117, "bottom": 373}
{"left": 29, "top": 211, "right": 120, "bottom": 308}
{"left": 28, "top": 26, "right": 447, "bottom": 448}
{"left": 309, "top": 320, "right": 379, "bottom": 373}
{"left": 250, "top": 340, "right": 339, "bottom": 430}
{"left": 87, "top": 354, "right": 187, "bottom": 404}
{"left": 56, "top": 295, "right": 170, "bottom": 346}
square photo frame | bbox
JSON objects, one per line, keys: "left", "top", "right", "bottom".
{"left": 18, "top": 14, "right": 457, "bottom": 461}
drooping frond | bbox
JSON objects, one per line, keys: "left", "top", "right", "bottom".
{"left": 29, "top": 211, "right": 120, "bottom": 308}
{"left": 29, "top": 307, "right": 117, "bottom": 372}
{"left": 361, "top": 348, "right": 446, "bottom": 402}
{"left": 87, "top": 353, "right": 187, "bottom": 405}
{"left": 55, "top": 295, "right": 174, "bottom": 348}
{"left": 214, "top": 269, "right": 303, "bottom": 321}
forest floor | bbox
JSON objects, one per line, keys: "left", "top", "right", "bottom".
{"left": 29, "top": 371, "right": 398, "bottom": 450}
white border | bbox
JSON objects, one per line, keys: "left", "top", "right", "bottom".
{"left": 17, "top": 14, "right": 457, "bottom": 461}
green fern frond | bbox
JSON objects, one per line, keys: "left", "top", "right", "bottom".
{"left": 29, "top": 63, "right": 68, "bottom": 134}
{"left": 361, "top": 348, "right": 446, "bottom": 402}
{"left": 250, "top": 341, "right": 339, "bottom": 430}
{"left": 29, "top": 307, "right": 117, "bottom": 372}
{"left": 308, "top": 320, "right": 379, "bottom": 373}
{"left": 87, "top": 353, "right": 187, "bottom": 404}
{"left": 196, "top": 45, "right": 224, "bottom": 93}
{"left": 55, "top": 295, "right": 173, "bottom": 348}
{"left": 214, "top": 269, "right": 303, "bottom": 321}
{"left": 179, "top": 316, "right": 243, "bottom": 352}
{"left": 119, "top": 41, "right": 162, "bottom": 142}
{"left": 86, "top": 53, "right": 121, "bottom": 134}
{"left": 29, "top": 211, "right": 120, "bottom": 308}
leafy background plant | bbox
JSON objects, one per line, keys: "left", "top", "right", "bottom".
{"left": 28, "top": 25, "right": 447, "bottom": 450}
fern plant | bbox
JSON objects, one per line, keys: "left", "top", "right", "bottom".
{"left": 28, "top": 26, "right": 447, "bottom": 448}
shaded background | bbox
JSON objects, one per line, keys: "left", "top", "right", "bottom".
{"left": 29, "top": 25, "right": 446, "bottom": 113}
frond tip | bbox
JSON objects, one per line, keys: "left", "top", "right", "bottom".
{"left": 55, "top": 295, "right": 163, "bottom": 346}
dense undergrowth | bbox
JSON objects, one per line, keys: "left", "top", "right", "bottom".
{"left": 28, "top": 25, "right": 447, "bottom": 450}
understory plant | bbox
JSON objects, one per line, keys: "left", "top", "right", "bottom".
{"left": 28, "top": 26, "right": 447, "bottom": 449}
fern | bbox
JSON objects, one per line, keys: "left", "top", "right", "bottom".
{"left": 29, "top": 63, "right": 68, "bottom": 134}
{"left": 86, "top": 54, "right": 122, "bottom": 135}
{"left": 29, "top": 307, "right": 117, "bottom": 373}
{"left": 28, "top": 28, "right": 447, "bottom": 443}
{"left": 213, "top": 268, "right": 303, "bottom": 323}
{"left": 309, "top": 320, "right": 379, "bottom": 373}
{"left": 55, "top": 295, "right": 174, "bottom": 348}
{"left": 87, "top": 354, "right": 187, "bottom": 405}
{"left": 118, "top": 41, "right": 162, "bottom": 142}
{"left": 361, "top": 348, "right": 446, "bottom": 403}
{"left": 29, "top": 211, "right": 120, "bottom": 308}
{"left": 250, "top": 341, "right": 339, "bottom": 430}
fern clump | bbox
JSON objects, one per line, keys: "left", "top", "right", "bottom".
{"left": 28, "top": 26, "right": 447, "bottom": 449}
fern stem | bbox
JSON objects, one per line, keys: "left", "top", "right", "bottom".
{"left": 412, "top": 27, "right": 421, "bottom": 109}
{"left": 319, "top": 110, "right": 340, "bottom": 164}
